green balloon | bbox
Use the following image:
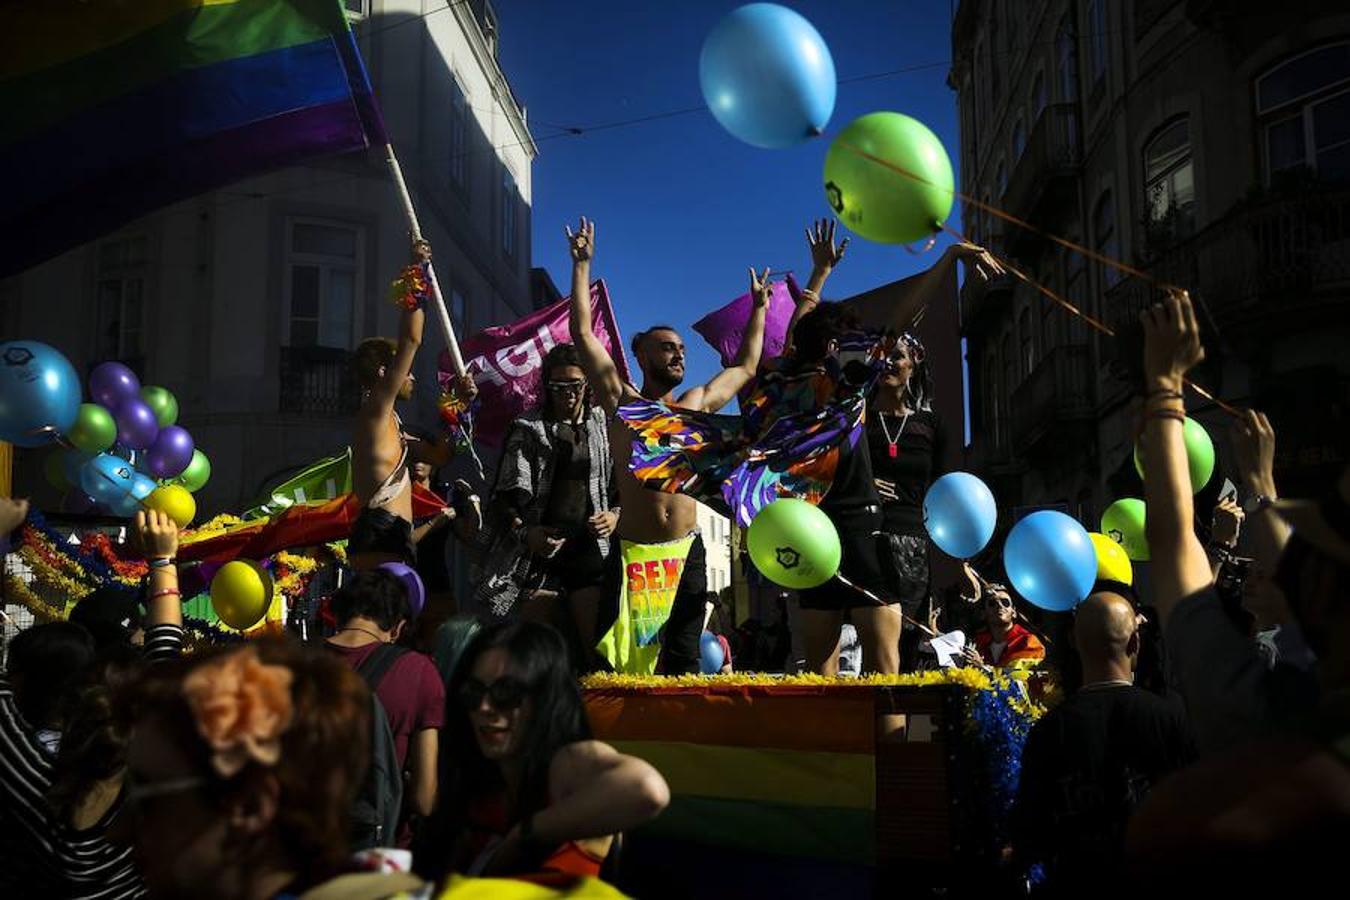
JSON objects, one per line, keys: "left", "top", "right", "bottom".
{"left": 176, "top": 449, "right": 211, "bottom": 493}
{"left": 66, "top": 403, "right": 117, "bottom": 453}
{"left": 43, "top": 450, "right": 70, "bottom": 490}
{"left": 1101, "top": 498, "right": 1149, "bottom": 562}
{"left": 1133, "top": 417, "right": 1215, "bottom": 494}
{"left": 823, "top": 111, "right": 955, "bottom": 245}
{"left": 140, "top": 386, "right": 179, "bottom": 428}
{"left": 746, "top": 498, "right": 841, "bottom": 590}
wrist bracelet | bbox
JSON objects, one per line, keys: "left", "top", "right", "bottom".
{"left": 148, "top": 557, "right": 177, "bottom": 569}
{"left": 149, "top": 588, "right": 181, "bottom": 601}
{"left": 1145, "top": 388, "right": 1184, "bottom": 401}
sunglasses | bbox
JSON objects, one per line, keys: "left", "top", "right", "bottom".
{"left": 459, "top": 677, "right": 531, "bottom": 712}
{"left": 545, "top": 380, "right": 585, "bottom": 394}
{"left": 984, "top": 590, "right": 1014, "bottom": 610}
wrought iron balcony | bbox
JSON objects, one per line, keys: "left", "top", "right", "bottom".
{"left": 1002, "top": 103, "right": 1082, "bottom": 224}
{"left": 279, "top": 346, "right": 359, "bottom": 417}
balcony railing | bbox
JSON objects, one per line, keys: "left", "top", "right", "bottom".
{"left": 1011, "top": 344, "right": 1093, "bottom": 452}
{"left": 1002, "top": 103, "right": 1082, "bottom": 221}
{"left": 1105, "top": 190, "right": 1350, "bottom": 338}
{"left": 279, "top": 346, "right": 359, "bottom": 417}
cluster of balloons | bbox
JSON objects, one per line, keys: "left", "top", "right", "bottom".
{"left": 1098, "top": 416, "right": 1217, "bottom": 566}
{"left": 0, "top": 339, "right": 210, "bottom": 525}
{"left": 700, "top": 5, "right": 955, "bottom": 246}
{"left": 744, "top": 467, "right": 1133, "bottom": 615}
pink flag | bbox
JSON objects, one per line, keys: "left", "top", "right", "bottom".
{"left": 438, "top": 281, "right": 630, "bottom": 447}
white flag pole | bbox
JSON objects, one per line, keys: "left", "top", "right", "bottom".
{"left": 383, "top": 144, "right": 483, "bottom": 479}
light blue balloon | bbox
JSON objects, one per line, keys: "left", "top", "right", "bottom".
{"left": 923, "top": 472, "right": 998, "bottom": 559}
{"left": 79, "top": 453, "right": 137, "bottom": 507}
{"left": 699, "top": 631, "right": 726, "bottom": 674}
{"left": 1003, "top": 511, "right": 1098, "bottom": 612}
{"left": 699, "top": 3, "right": 836, "bottom": 148}
{"left": 0, "top": 340, "right": 82, "bottom": 448}
{"left": 107, "top": 472, "right": 157, "bottom": 517}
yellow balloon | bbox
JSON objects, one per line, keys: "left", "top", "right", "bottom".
{"left": 1089, "top": 532, "right": 1133, "bottom": 586}
{"left": 210, "top": 560, "right": 274, "bottom": 631}
{"left": 144, "top": 484, "right": 196, "bottom": 528}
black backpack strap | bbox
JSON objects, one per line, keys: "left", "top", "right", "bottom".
{"left": 356, "top": 643, "right": 409, "bottom": 693}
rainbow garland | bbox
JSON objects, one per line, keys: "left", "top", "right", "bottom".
{"left": 388, "top": 262, "right": 431, "bottom": 311}
{"left": 3, "top": 511, "right": 342, "bottom": 643}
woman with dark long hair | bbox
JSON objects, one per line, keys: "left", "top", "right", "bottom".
{"left": 471, "top": 345, "right": 620, "bottom": 668}
{"left": 422, "top": 621, "right": 668, "bottom": 884}
{"left": 868, "top": 332, "right": 949, "bottom": 669}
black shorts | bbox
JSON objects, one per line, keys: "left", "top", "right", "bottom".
{"left": 546, "top": 534, "right": 608, "bottom": 593}
{"left": 798, "top": 506, "right": 896, "bottom": 611}
{"left": 350, "top": 507, "right": 416, "bottom": 565}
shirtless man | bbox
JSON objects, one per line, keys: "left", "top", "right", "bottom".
{"left": 566, "top": 217, "right": 768, "bottom": 673}
{"left": 350, "top": 239, "right": 475, "bottom": 571}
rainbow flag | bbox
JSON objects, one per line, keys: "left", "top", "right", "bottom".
{"left": 0, "top": 0, "right": 387, "bottom": 276}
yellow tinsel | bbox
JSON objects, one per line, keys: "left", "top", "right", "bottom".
{"left": 583, "top": 668, "right": 1003, "bottom": 692}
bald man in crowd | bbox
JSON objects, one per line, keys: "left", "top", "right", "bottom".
{"left": 1011, "top": 588, "right": 1196, "bottom": 895}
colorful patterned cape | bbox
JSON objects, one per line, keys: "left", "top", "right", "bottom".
{"left": 618, "top": 337, "right": 887, "bottom": 526}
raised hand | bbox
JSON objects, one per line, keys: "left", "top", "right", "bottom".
{"left": 411, "top": 237, "right": 432, "bottom": 263}
{"left": 1211, "top": 497, "right": 1245, "bottom": 549}
{"left": 1232, "top": 409, "right": 1277, "bottom": 494}
{"left": 1141, "top": 288, "right": 1204, "bottom": 390}
{"left": 134, "top": 508, "right": 179, "bottom": 561}
{"left": 942, "top": 242, "right": 1005, "bottom": 282}
{"left": 807, "top": 218, "right": 849, "bottom": 272}
{"left": 565, "top": 217, "right": 596, "bottom": 264}
{"left": 749, "top": 266, "right": 773, "bottom": 309}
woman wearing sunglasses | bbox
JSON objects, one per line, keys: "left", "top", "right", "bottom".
{"left": 420, "top": 621, "right": 668, "bottom": 884}
{"left": 470, "top": 344, "right": 620, "bottom": 668}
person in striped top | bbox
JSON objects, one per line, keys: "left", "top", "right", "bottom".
{"left": 0, "top": 509, "right": 184, "bottom": 898}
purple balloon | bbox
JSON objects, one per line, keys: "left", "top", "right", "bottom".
{"left": 144, "top": 425, "right": 195, "bottom": 479}
{"left": 89, "top": 362, "right": 141, "bottom": 409}
{"left": 115, "top": 398, "right": 159, "bottom": 450}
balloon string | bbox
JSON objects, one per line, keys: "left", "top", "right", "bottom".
{"left": 936, "top": 222, "right": 1243, "bottom": 419}
{"left": 835, "top": 138, "right": 1160, "bottom": 284}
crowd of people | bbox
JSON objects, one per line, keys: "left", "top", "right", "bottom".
{"left": 1, "top": 223, "right": 1348, "bottom": 897}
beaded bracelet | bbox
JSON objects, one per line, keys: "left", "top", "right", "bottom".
{"left": 149, "top": 588, "right": 181, "bottom": 602}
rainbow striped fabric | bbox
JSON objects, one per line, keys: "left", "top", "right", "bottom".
{"left": 0, "top": 0, "right": 386, "bottom": 276}
{"left": 585, "top": 682, "right": 880, "bottom": 865}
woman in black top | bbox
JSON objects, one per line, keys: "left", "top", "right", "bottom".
{"left": 868, "top": 333, "right": 948, "bottom": 669}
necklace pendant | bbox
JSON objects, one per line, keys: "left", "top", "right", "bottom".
{"left": 888, "top": 443, "right": 898, "bottom": 459}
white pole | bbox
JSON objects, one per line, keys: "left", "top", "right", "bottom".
{"left": 384, "top": 144, "right": 466, "bottom": 376}
{"left": 383, "top": 144, "right": 484, "bottom": 480}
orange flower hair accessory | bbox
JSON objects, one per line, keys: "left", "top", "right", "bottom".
{"left": 182, "top": 646, "right": 295, "bottom": 778}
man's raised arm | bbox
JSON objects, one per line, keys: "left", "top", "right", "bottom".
{"left": 566, "top": 217, "right": 627, "bottom": 414}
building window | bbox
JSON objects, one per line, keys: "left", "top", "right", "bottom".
{"left": 1031, "top": 71, "right": 1047, "bottom": 120}
{"left": 1019, "top": 307, "right": 1034, "bottom": 376}
{"left": 984, "top": 355, "right": 1000, "bottom": 447}
{"left": 285, "top": 220, "right": 360, "bottom": 349}
{"left": 1001, "top": 334, "right": 1015, "bottom": 432}
{"left": 1012, "top": 118, "right": 1026, "bottom": 160}
{"left": 1256, "top": 43, "right": 1350, "bottom": 185}
{"left": 449, "top": 286, "right": 469, "bottom": 334}
{"left": 449, "top": 77, "right": 469, "bottom": 193}
{"left": 1057, "top": 17, "right": 1078, "bottom": 102}
{"left": 342, "top": 0, "right": 368, "bottom": 19}
{"left": 1144, "top": 118, "right": 1195, "bottom": 240}
{"left": 1087, "top": 0, "right": 1107, "bottom": 87}
{"left": 501, "top": 167, "right": 518, "bottom": 261}
{"left": 96, "top": 235, "right": 148, "bottom": 362}
{"left": 1093, "top": 191, "right": 1120, "bottom": 289}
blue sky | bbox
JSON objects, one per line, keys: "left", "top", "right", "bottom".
{"left": 496, "top": 1, "right": 965, "bottom": 390}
